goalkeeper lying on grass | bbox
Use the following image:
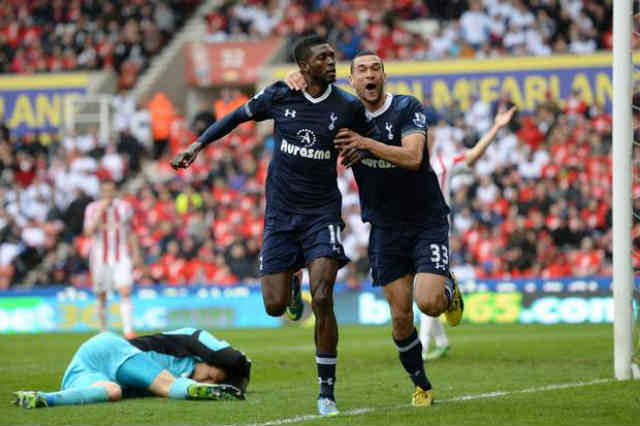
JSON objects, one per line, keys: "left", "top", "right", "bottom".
{"left": 13, "top": 328, "right": 251, "bottom": 408}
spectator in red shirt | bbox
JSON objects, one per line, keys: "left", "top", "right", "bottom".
{"left": 156, "top": 240, "right": 186, "bottom": 285}
{"left": 590, "top": 103, "right": 612, "bottom": 135}
{"left": 564, "top": 88, "right": 588, "bottom": 117}
{"left": 571, "top": 237, "right": 603, "bottom": 277}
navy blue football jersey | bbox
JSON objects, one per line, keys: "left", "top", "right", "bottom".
{"left": 352, "top": 94, "right": 450, "bottom": 227}
{"left": 245, "top": 81, "right": 376, "bottom": 216}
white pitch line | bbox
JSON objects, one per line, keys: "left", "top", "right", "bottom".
{"left": 439, "top": 378, "right": 612, "bottom": 403}
{"left": 236, "top": 378, "right": 613, "bottom": 426}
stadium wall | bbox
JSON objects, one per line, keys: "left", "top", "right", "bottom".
{"left": 1, "top": 277, "right": 636, "bottom": 334}
{"left": 264, "top": 52, "right": 634, "bottom": 113}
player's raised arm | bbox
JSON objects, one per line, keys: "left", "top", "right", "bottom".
{"left": 463, "top": 106, "right": 516, "bottom": 167}
{"left": 171, "top": 85, "right": 277, "bottom": 170}
{"left": 171, "top": 106, "right": 252, "bottom": 169}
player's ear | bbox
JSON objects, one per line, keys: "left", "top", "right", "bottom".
{"left": 349, "top": 74, "right": 354, "bottom": 87}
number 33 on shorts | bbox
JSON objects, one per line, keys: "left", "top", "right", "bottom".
{"left": 429, "top": 244, "right": 448, "bottom": 271}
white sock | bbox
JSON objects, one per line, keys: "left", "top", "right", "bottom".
{"left": 96, "top": 297, "right": 107, "bottom": 331}
{"left": 120, "top": 298, "right": 133, "bottom": 335}
{"left": 419, "top": 313, "right": 433, "bottom": 352}
{"left": 432, "top": 318, "right": 449, "bottom": 348}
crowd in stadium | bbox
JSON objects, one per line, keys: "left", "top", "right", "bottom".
{"left": 0, "top": 85, "right": 615, "bottom": 289}
{"left": 0, "top": 0, "right": 200, "bottom": 88}
{"left": 204, "top": 0, "right": 612, "bottom": 59}
{"left": 2, "top": 0, "right": 614, "bottom": 82}
{"left": 0, "top": 0, "right": 618, "bottom": 289}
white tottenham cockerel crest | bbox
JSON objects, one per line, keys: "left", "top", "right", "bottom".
{"left": 385, "top": 122, "right": 393, "bottom": 140}
{"left": 328, "top": 113, "right": 338, "bottom": 130}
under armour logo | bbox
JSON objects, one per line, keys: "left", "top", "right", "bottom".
{"left": 385, "top": 122, "right": 393, "bottom": 140}
{"left": 318, "top": 377, "right": 334, "bottom": 385}
{"left": 285, "top": 109, "right": 296, "bottom": 118}
{"left": 328, "top": 113, "right": 338, "bottom": 130}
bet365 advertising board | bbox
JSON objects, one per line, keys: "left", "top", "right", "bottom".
{"left": 0, "top": 277, "right": 635, "bottom": 333}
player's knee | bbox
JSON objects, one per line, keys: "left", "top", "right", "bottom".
{"left": 261, "top": 275, "right": 290, "bottom": 316}
{"left": 263, "top": 292, "right": 287, "bottom": 316}
{"left": 108, "top": 385, "right": 123, "bottom": 401}
{"left": 99, "top": 382, "right": 122, "bottom": 401}
{"left": 416, "top": 294, "right": 445, "bottom": 317}
{"left": 311, "top": 281, "right": 333, "bottom": 312}
{"left": 264, "top": 301, "right": 286, "bottom": 317}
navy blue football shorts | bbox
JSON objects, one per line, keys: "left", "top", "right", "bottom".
{"left": 368, "top": 220, "right": 450, "bottom": 287}
{"left": 260, "top": 211, "right": 350, "bottom": 276}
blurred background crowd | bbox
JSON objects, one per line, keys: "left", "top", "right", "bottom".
{"left": 0, "top": 86, "right": 617, "bottom": 289}
{"left": 0, "top": 0, "right": 620, "bottom": 289}
{"left": 1, "top": 0, "right": 616, "bottom": 85}
{"left": 205, "top": 0, "right": 612, "bottom": 59}
{"left": 0, "top": 0, "right": 200, "bottom": 88}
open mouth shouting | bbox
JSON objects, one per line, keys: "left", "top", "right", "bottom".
{"left": 364, "top": 82, "right": 378, "bottom": 97}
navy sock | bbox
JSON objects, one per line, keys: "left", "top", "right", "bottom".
{"left": 316, "top": 352, "right": 336, "bottom": 400}
{"left": 393, "top": 328, "right": 431, "bottom": 390}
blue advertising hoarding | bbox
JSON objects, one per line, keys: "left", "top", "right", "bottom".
{"left": 0, "top": 285, "right": 279, "bottom": 333}
{"left": 0, "top": 73, "right": 89, "bottom": 136}
{"left": 0, "top": 277, "right": 636, "bottom": 334}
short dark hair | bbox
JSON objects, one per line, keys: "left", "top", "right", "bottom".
{"left": 350, "top": 50, "right": 384, "bottom": 73}
{"left": 293, "top": 36, "right": 329, "bottom": 65}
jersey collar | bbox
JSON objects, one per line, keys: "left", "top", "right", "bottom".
{"left": 365, "top": 93, "right": 393, "bottom": 120}
{"left": 302, "top": 84, "right": 332, "bottom": 104}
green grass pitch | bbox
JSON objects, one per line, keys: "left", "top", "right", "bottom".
{"left": 1, "top": 323, "right": 638, "bottom": 425}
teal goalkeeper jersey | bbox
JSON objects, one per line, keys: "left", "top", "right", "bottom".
{"left": 138, "top": 328, "right": 231, "bottom": 378}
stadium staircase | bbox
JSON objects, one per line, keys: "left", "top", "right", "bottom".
{"left": 129, "top": 0, "right": 223, "bottom": 113}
